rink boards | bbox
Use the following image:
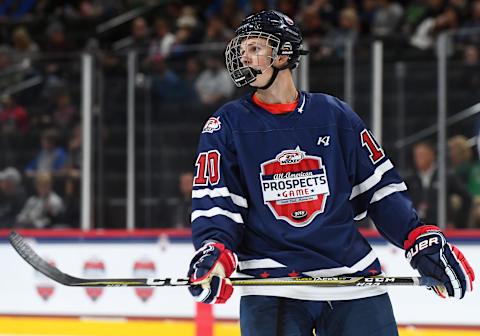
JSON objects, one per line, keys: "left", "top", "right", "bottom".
{"left": 0, "top": 229, "right": 478, "bottom": 332}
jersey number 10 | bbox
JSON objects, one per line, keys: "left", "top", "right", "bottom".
{"left": 194, "top": 150, "right": 221, "bottom": 186}
{"left": 361, "top": 129, "right": 385, "bottom": 164}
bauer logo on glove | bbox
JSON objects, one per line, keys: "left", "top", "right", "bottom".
{"left": 404, "top": 225, "right": 475, "bottom": 299}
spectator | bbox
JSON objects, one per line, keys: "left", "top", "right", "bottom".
{"left": 410, "top": 3, "right": 459, "bottom": 51}
{"left": 149, "top": 55, "right": 185, "bottom": 103}
{"left": 11, "top": 26, "right": 39, "bottom": 65}
{"left": 62, "top": 173, "right": 80, "bottom": 228}
{"left": 25, "top": 129, "right": 67, "bottom": 176}
{"left": 64, "top": 124, "right": 82, "bottom": 177}
{"left": 371, "top": 0, "right": 404, "bottom": 37}
{"left": 40, "top": 21, "right": 76, "bottom": 97}
{"left": 359, "top": 0, "right": 377, "bottom": 35}
{"left": 0, "top": 95, "right": 29, "bottom": 134}
{"left": 0, "top": 47, "right": 21, "bottom": 92}
{"left": 406, "top": 141, "right": 471, "bottom": 228}
{"left": 130, "top": 17, "right": 150, "bottom": 51}
{"left": 300, "top": 7, "right": 329, "bottom": 49}
{"left": 148, "top": 17, "right": 175, "bottom": 59}
{"left": 180, "top": 57, "right": 200, "bottom": 104}
{"left": 54, "top": 124, "right": 82, "bottom": 229}
{"left": 16, "top": 172, "right": 65, "bottom": 229}
{"left": 456, "top": 0, "right": 480, "bottom": 46}
{"left": 449, "top": 135, "right": 480, "bottom": 196}
{"left": 460, "top": 45, "right": 480, "bottom": 108}
{"left": 167, "top": 171, "right": 193, "bottom": 228}
{"left": 52, "top": 91, "right": 78, "bottom": 130}
{"left": 43, "top": 21, "right": 76, "bottom": 54}
{"left": 172, "top": 7, "right": 202, "bottom": 50}
{"left": 0, "top": 167, "right": 27, "bottom": 228}
{"left": 203, "top": 16, "right": 234, "bottom": 44}
{"left": 194, "top": 55, "right": 234, "bottom": 106}
{"left": 321, "top": 7, "right": 361, "bottom": 59}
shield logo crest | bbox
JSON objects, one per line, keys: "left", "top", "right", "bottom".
{"left": 260, "top": 147, "right": 330, "bottom": 227}
{"left": 83, "top": 259, "right": 105, "bottom": 301}
{"left": 34, "top": 259, "right": 56, "bottom": 301}
{"left": 133, "top": 259, "right": 156, "bottom": 302}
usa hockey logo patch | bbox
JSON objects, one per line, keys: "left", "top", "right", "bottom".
{"left": 260, "top": 147, "right": 330, "bottom": 227}
{"left": 202, "top": 117, "right": 221, "bottom": 133}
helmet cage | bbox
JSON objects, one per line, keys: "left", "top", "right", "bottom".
{"left": 225, "top": 31, "right": 281, "bottom": 87}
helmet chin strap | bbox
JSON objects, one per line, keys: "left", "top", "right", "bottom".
{"left": 254, "top": 66, "right": 279, "bottom": 90}
{"left": 252, "top": 60, "right": 290, "bottom": 91}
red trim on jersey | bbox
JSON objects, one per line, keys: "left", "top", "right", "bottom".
{"left": 252, "top": 93, "right": 299, "bottom": 114}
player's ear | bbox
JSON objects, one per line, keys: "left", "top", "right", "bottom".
{"left": 275, "top": 55, "right": 289, "bottom": 67}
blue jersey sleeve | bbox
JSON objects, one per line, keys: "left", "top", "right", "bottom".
{"left": 191, "top": 108, "right": 247, "bottom": 251}
{"left": 333, "top": 98, "right": 422, "bottom": 248}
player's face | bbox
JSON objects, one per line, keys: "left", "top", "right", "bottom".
{"left": 239, "top": 37, "right": 276, "bottom": 87}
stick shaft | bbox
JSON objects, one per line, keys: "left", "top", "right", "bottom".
{"left": 8, "top": 231, "right": 442, "bottom": 288}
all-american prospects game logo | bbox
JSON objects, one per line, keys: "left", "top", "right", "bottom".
{"left": 260, "top": 147, "right": 330, "bottom": 227}
{"left": 133, "top": 259, "right": 156, "bottom": 302}
{"left": 34, "top": 258, "right": 56, "bottom": 301}
{"left": 83, "top": 259, "right": 105, "bottom": 301}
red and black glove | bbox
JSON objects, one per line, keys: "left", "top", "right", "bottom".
{"left": 404, "top": 225, "right": 475, "bottom": 299}
{"left": 187, "top": 242, "right": 237, "bottom": 304}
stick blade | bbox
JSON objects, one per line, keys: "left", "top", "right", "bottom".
{"left": 8, "top": 231, "right": 77, "bottom": 286}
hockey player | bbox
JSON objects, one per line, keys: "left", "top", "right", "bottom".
{"left": 187, "top": 10, "right": 475, "bottom": 335}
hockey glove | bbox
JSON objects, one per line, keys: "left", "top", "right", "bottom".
{"left": 404, "top": 225, "right": 475, "bottom": 299}
{"left": 187, "top": 242, "right": 237, "bottom": 304}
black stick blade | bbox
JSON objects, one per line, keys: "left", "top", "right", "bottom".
{"left": 8, "top": 231, "right": 152, "bottom": 287}
{"left": 9, "top": 231, "right": 79, "bottom": 285}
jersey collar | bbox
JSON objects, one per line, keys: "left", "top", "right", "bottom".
{"left": 252, "top": 92, "right": 300, "bottom": 115}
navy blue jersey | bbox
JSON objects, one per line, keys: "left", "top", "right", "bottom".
{"left": 191, "top": 92, "right": 422, "bottom": 300}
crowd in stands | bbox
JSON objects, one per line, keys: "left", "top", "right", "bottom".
{"left": 0, "top": 0, "right": 479, "bottom": 229}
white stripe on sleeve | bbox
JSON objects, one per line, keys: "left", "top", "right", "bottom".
{"left": 352, "top": 183, "right": 407, "bottom": 221}
{"left": 191, "top": 207, "right": 244, "bottom": 224}
{"left": 350, "top": 160, "right": 394, "bottom": 200}
{"left": 370, "top": 182, "right": 408, "bottom": 204}
{"left": 192, "top": 187, "right": 248, "bottom": 208}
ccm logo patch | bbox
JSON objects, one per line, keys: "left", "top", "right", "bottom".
{"left": 406, "top": 237, "right": 440, "bottom": 260}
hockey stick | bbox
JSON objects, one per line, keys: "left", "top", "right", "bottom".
{"left": 9, "top": 231, "right": 442, "bottom": 287}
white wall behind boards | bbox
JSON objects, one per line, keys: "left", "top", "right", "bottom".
{"left": 0, "top": 235, "right": 478, "bottom": 325}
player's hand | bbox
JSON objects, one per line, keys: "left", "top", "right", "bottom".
{"left": 187, "top": 241, "right": 237, "bottom": 304}
{"left": 404, "top": 225, "right": 475, "bottom": 299}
